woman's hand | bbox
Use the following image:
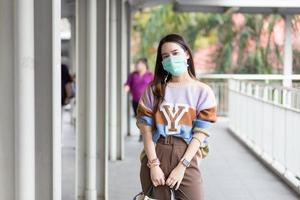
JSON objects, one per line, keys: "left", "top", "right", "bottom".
{"left": 166, "top": 164, "right": 186, "bottom": 190}
{"left": 124, "top": 85, "right": 130, "bottom": 92}
{"left": 150, "top": 165, "right": 165, "bottom": 187}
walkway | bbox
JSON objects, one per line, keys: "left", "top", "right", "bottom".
{"left": 61, "top": 110, "right": 300, "bottom": 200}
{"left": 108, "top": 117, "right": 300, "bottom": 200}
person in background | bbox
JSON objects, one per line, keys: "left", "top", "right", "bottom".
{"left": 124, "top": 58, "right": 154, "bottom": 141}
{"left": 61, "top": 64, "right": 73, "bottom": 106}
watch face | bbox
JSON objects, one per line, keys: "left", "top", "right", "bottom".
{"left": 182, "top": 159, "right": 190, "bottom": 167}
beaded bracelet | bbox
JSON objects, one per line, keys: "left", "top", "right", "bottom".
{"left": 147, "top": 158, "right": 160, "bottom": 168}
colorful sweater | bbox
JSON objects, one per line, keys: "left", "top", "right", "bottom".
{"left": 136, "top": 80, "right": 217, "bottom": 143}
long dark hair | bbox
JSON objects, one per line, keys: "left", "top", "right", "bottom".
{"left": 150, "top": 34, "right": 196, "bottom": 113}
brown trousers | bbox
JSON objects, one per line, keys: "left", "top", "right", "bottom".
{"left": 140, "top": 136, "right": 204, "bottom": 200}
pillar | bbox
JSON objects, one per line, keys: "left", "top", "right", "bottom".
{"left": 69, "top": 16, "right": 76, "bottom": 74}
{"left": 76, "top": 0, "right": 108, "bottom": 199}
{"left": 109, "top": 0, "right": 118, "bottom": 161}
{"left": 34, "top": 0, "right": 61, "bottom": 199}
{"left": 0, "top": 0, "right": 16, "bottom": 199}
{"left": 126, "top": 2, "right": 132, "bottom": 136}
{"left": 85, "top": 0, "right": 97, "bottom": 199}
{"left": 15, "top": 0, "right": 36, "bottom": 199}
{"left": 96, "top": 0, "right": 109, "bottom": 198}
{"left": 75, "top": 0, "right": 88, "bottom": 198}
{"left": 116, "top": 0, "right": 127, "bottom": 160}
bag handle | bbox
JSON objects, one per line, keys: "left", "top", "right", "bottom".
{"left": 145, "top": 186, "right": 154, "bottom": 196}
{"left": 144, "top": 186, "right": 191, "bottom": 200}
{"left": 170, "top": 188, "right": 191, "bottom": 200}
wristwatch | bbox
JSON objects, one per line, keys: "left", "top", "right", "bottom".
{"left": 180, "top": 158, "right": 191, "bottom": 168}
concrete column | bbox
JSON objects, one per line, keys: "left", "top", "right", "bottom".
{"left": 112, "top": 0, "right": 132, "bottom": 160}
{"left": 85, "top": 0, "right": 97, "bottom": 199}
{"left": 116, "top": 0, "right": 126, "bottom": 160}
{"left": 0, "top": 1, "right": 15, "bottom": 199}
{"left": 69, "top": 16, "right": 76, "bottom": 74}
{"left": 283, "top": 15, "right": 293, "bottom": 88}
{"left": 75, "top": 0, "right": 88, "bottom": 198}
{"left": 34, "top": 0, "right": 61, "bottom": 199}
{"left": 14, "top": 0, "right": 36, "bottom": 199}
{"left": 97, "top": 0, "right": 109, "bottom": 198}
{"left": 126, "top": 2, "right": 132, "bottom": 136}
{"left": 76, "top": 0, "right": 108, "bottom": 199}
{"left": 109, "top": 0, "right": 118, "bottom": 161}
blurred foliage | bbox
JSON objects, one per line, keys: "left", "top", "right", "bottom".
{"left": 132, "top": 4, "right": 284, "bottom": 74}
{"left": 294, "top": 50, "right": 300, "bottom": 74}
{"left": 132, "top": 4, "right": 220, "bottom": 69}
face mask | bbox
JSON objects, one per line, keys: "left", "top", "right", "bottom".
{"left": 162, "top": 55, "right": 188, "bottom": 76}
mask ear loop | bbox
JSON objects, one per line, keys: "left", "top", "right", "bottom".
{"left": 164, "top": 73, "right": 169, "bottom": 84}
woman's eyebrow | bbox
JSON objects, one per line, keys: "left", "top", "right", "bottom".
{"left": 161, "top": 49, "right": 179, "bottom": 55}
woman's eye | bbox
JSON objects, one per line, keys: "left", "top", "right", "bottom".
{"left": 173, "top": 52, "right": 179, "bottom": 55}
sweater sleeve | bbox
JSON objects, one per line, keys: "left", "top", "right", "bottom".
{"left": 136, "top": 86, "right": 154, "bottom": 127}
{"left": 192, "top": 84, "right": 217, "bottom": 136}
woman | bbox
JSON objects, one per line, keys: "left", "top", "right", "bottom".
{"left": 136, "top": 34, "right": 217, "bottom": 200}
{"left": 124, "top": 58, "right": 154, "bottom": 117}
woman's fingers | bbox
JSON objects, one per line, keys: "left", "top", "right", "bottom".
{"left": 152, "top": 179, "right": 158, "bottom": 187}
{"left": 159, "top": 175, "right": 166, "bottom": 185}
{"left": 166, "top": 177, "right": 171, "bottom": 185}
{"left": 161, "top": 177, "right": 166, "bottom": 185}
{"left": 153, "top": 178, "right": 160, "bottom": 187}
{"left": 166, "top": 177, "right": 174, "bottom": 186}
{"left": 153, "top": 177, "right": 165, "bottom": 187}
{"left": 166, "top": 177, "right": 177, "bottom": 188}
{"left": 170, "top": 180, "right": 177, "bottom": 188}
{"left": 151, "top": 167, "right": 166, "bottom": 186}
{"left": 175, "top": 180, "right": 182, "bottom": 190}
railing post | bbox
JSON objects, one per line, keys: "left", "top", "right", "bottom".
{"left": 273, "top": 88, "right": 279, "bottom": 104}
{"left": 263, "top": 86, "right": 269, "bottom": 101}
{"left": 246, "top": 83, "right": 252, "bottom": 95}
{"left": 241, "top": 81, "right": 246, "bottom": 93}
{"left": 283, "top": 89, "right": 292, "bottom": 108}
{"left": 254, "top": 85, "right": 260, "bottom": 98}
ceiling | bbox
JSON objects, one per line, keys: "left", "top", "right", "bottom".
{"left": 61, "top": 0, "right": 300, "bottom": 19}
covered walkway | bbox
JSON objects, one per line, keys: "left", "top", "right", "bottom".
{"left": 1, "top": 0, "right": 300, "bottom": 199}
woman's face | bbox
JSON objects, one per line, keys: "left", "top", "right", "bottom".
{"left": 161, "top": 42, "right": 189, "bottom": 60}
{"left": 135, "top": 61, "right": 147, "bottom": 72}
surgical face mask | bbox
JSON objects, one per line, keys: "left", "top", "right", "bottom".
{"left": 162, "top": 55, "right": 188, "bottom": 76}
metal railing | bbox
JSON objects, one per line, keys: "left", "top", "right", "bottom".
{"left": 228, "top": 78, "right": 300, "bottom": 194}
{"left": 199, "top": 74, "right": 300, "bottom": 116}
{"left": 198, "top": 74, "right": 300, "bottom": 194}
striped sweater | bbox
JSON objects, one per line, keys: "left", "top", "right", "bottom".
{"left": 136, "top": 79, "right": 217, "bottom": 143}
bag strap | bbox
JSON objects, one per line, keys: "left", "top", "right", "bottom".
{"left": 171, "top": 188, "right": 191, "bottom": 200}
{"left": 145, "top": 186, "right": 154, "bottom": 196}
{"left": 144, "top": 186, "right": 191, "bottom": 200}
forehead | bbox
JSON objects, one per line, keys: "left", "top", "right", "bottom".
{"left": 136, "top": 61, "right": 145, "bottom": 65}
{"left": 161, "top": 42, "right": 184, "bottom": 54}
